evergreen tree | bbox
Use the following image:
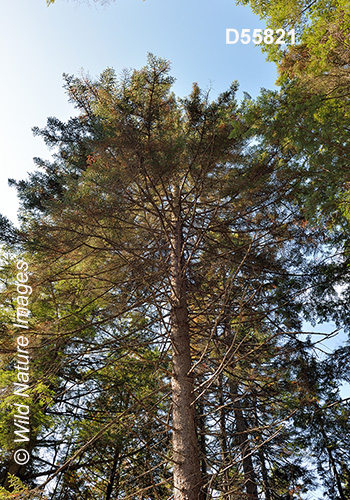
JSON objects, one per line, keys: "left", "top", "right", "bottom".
{"left": 2, "top": 54, "right": 348, "bottom": 499}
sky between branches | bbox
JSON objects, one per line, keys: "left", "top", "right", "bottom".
{"left": 0, "top": 0, "right": 276, "bottom": 225}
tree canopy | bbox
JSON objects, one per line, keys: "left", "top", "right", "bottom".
{"left": 1, "top": 54, "right": 349, "bottom": 500}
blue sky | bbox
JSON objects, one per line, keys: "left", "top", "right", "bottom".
{"left": 1, "top": 2, "right": 349, "bottom": 494}
{"left": 1, "top": 0, "right": 347, "bottom": 370}
{"left": 0, "top": 0, "right": 277, "bottom": 224}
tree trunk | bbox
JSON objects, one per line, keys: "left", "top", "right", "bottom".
{"left": 218, "top": 373, "right": 231, "bottom": 497}
{"left": 229, "top": 382, "right": 259, "bottom": 500}
{"left": 2, "top": 440, "right": 35, "bottom": 489}
{"left": 320, "top": 424, "right": 346, "bottom": 500}
{"left": 253, "top": 394, "right": 271, "bottom": 500}
{"left": 2, "top": 459, "right": 27, "bottom": 490}
{"left": 170, "top": 195, "right": 203, "bottom": 500}
{"left": 197, "top": 388, "right": 208, "bottom": 498}
{"left": 105, "top": 445, "right": 120, "bottom": 500}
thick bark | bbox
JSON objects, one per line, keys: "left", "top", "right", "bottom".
{"left": 170, "top": 197, "right": 203, "bottom": 500}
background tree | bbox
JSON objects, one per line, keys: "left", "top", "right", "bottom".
{"left": 2, "top": 54, "right": 349, "bottom": 500}
{"left": 238, "top": 0, "right": 350, "bottom": 89}
{"left": 236, "top": 0, "right": 350, "bottom": 235}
